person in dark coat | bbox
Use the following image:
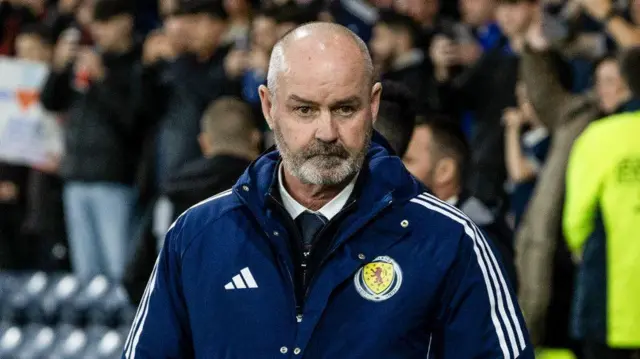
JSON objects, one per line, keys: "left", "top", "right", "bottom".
{"left": 369, "top": 10, "right": 434, "bottom": 115}
{"left": 163, "top": 97, "right": 261, "bottom": 218}
{"left": 40, "top": 0, "right": 142, "bottom": 282}
{"left": 138, "top": 0, "right": 242, "bottom": 188}
{"left": 404, "top": 115, "right": 517, "bottom": 289}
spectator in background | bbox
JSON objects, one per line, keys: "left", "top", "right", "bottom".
{"left": 373, "top": 80, "right": 416, "bottom": 157}
{"left": 0, "top": 0, "right": 46, "bottom": 55}
{"left": 0, "top": 23, "right": 49, "bottom": 268}
{"left": 563, "top": 46, "right": 640, "bottom": 359}
{"left": 11, "top": 24, "right": 70, "bottom": 272}
{"left": 40, "top": 0, "right": 141, "bottom": 282}
{"left": 593, "top": 55, "right": 640, "bottom": 114}
{"left": 327, "top": 0, "right": 378, "bottom": 42}
{"left": 14, "top": 22, "right": 52, "bottom": 61}
{"left": 140, "top": 0, "right": 241, "bottom": 188}
{"left": 404, "top": 115, "right": 517, "bottom": 288}
{"left": 504, "top": 82, "right": 550, "bottom": 229}
{"left": 431, "top": 0, "right": 536, "bottom": 210}
{"left": 240, "top": 8, "right": 278, "bottom": 124}
{"left": 516, "top": 18, "right": 640, "bottom": 348}
{"left": 369, "top": 10, "right": 432, "bottom": 115}
{"left": 164, "top": 97, "right": 261, "bottom": 218}
{"left": 221, "top": 0, "right": 253, "bottom": 46}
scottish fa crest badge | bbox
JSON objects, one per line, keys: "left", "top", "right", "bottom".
{"left": 354, "top": 256, "right": 403, "bottom": 302}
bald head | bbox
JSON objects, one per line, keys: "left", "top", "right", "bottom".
{"left": 266, "top": 22, "right": 374, "bottom": 97}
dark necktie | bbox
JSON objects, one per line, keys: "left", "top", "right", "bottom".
{"left": 295, "top": 211, "right": 328, "bottom": 252}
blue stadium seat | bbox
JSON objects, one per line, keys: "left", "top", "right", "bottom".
{"left": 0, "top": 272, "right": 22, "bottom": 315}
{"left": 12, "top": 324, "right": 56, "bottom": 359}
{"left": 48, "top": 325, "right": 88, "bottom": 359}
{"left": 38, "top": 274, "right": 81, "bottom": 325}
{"left": 82, "top": 325, "right": 125, "bottom": 359}
{"left": 88, "top": 284, "right": 135, "bottom": 327}
{"left": 1, "top": 272, "right": 50, "bottom": 325}
{"left": 0, "top": 325, "right": 23, "bottom": 358}
{"left": 60, "top": 275, "right": 112, "bottom": 326}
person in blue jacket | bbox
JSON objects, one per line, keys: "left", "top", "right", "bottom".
{"left": 123, "top": 22, "right": 533, "bottom": 359}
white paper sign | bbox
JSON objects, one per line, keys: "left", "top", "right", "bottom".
{"left": 0, "top": 56, "right": 63, "bottom": 166}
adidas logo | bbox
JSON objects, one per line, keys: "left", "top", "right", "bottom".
{"left": 224, "top": 267, "right": 259, "bottom": 290}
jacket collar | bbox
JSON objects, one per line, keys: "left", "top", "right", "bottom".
{"left": 234, "top": 131, "right": 422, "bottom": 218}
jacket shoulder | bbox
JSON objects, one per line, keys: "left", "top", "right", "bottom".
{"left": 165, "top": 189, "right": 242, "bottom": 253}
{"left": 404, "top": 192, "right": 478, "bottom": 247}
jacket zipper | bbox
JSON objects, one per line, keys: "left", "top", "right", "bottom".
{"left": 268, "top": 194, "right": 304, "bottom": 317}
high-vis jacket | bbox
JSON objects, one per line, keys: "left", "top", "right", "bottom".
{"left": 123, "top": 137, "right": 533, "bottom": 358}
{"left": 564, "top": 111, "right": 640, "bottom": 347}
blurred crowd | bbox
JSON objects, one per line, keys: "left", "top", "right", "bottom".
{"left": 1, "top": 0, "right": 640, "bottom": 357}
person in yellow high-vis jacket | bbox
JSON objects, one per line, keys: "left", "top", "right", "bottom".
{"left": 564, "top": 48, "right": 640, "bottom": 359}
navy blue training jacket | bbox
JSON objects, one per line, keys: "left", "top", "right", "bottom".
{"left": 122, "top": 137, "right": 533, "bottom": 359}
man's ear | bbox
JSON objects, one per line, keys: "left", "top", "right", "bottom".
{"left": 434, "top": 157, "right": 456, "bottom": 186}
{"left": 370, "top": 82, "right": 382, "bottom": 124}
{"left": 258, "top": 84, "right": 274, "bottom": 130}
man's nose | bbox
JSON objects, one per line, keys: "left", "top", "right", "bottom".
{"left": 315, "top": 111, "right": 339, "bottom": 143}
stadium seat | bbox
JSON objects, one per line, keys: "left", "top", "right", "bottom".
{"left": 12, "top": 324, "right": 56, "bottom": 359}
{"left": 60, "top": 275, "right": 111, "bottom": 326}
{"left": 82, "top": 325, "right": 125, "bottom": 359}
{"left": 48, "top": 325, "right": 88, "bottom": 359}
{"left": 1, "top": 272, "right": 49, "bottom": 325}
{"left": 88, "top": 284, "right": 135, "bottom": 327}
{"left": 0, "top": 325, "right": 23, "bottom": 358}
{"left": 38, "top": 274, "right": 80, "bottom": 325}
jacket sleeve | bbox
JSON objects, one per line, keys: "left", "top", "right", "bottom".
{"left": 563, "top": 126, "right": 600, "bottom": 256}
{"left": 519, "top": 47, "right": 575, "bottom": 130}
{"left": 40, "top": 67, "right": 75, "bottom": 112}
{"left": 122, "top": 219, "right": 193, "bottom": 359}
{"left": 438, "top": 225, "right": 534, "bottom": 358}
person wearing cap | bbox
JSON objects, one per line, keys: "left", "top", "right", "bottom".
{"left": 40, "top": 0, "right": 142, "bottom": 283}
{"left": 138, "top": 0, "right": 243, "bottom": 189}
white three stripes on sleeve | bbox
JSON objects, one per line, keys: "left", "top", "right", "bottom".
{"left": 410, "top": 193, "right": 527, "bottom": 359}
{"left": 124, "top": 256, "right": 159, "bottom": 359}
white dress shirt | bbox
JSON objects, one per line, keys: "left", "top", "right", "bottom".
{"left": 278, "top": 164, "right": 357, "bottom": 221}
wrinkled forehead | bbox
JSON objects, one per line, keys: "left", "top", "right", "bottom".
{"left": 276, "top": 51, "right": 370, "bottom": 104}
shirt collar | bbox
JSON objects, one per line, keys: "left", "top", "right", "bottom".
{"left": 278, "top": 164, "right": 357, "bottom": 220}
{"left": 445, "top": 195, "right": 459, "bottom": 206}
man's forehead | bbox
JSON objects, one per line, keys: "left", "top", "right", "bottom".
{"left": 278, "top": 69, "right": 369, "bottom": 104}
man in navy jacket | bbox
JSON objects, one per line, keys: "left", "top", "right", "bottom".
{"left": 123, "top": 22, "right": 533, "bottom": 358}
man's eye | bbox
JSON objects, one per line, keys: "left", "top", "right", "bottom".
{"left": 294, "top": 106, "right": 314, "bottom": 116}
{"left": 336, "top": 106, "right": 355, "bottom": 116}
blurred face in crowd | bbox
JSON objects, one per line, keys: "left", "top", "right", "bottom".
{"left": 370, "top": 24, "right": 395, "bottom": 64}
{"left": 596, "top": 58, "right": 633, "bottom": 114}
{"left": 91, "top": 14, "right": 133, "bottom": 51}
{"left": 252, "top": 15, "right": 278, "bottom": 52}
{"left": 159, "top": 0, "right": 178, "bottom": 17}
{"left": 395, "top": 0, "right": 439, "bottom": 25}
{"left": 224, "top": 0, "right": 250, "bottom": 18}
{"left": 179, "top": 13, "right": 227, "bottom": 55}
{"left": 77, "top": 0, "right": 95, "bottom": 27}
{"left": 15, "top": 34, "right": 52, "bottom": 63}
{"left": 404, "top": 125, "right": 436, "bottom": 187}
{"left": 459, "top": 0, "right": 497, "bottom": 27}
{"left": 495, "top": 1, "right": 535, "bottom": 38}
{"left": 259, "top": 27, "right": 381, "bottom": 185}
